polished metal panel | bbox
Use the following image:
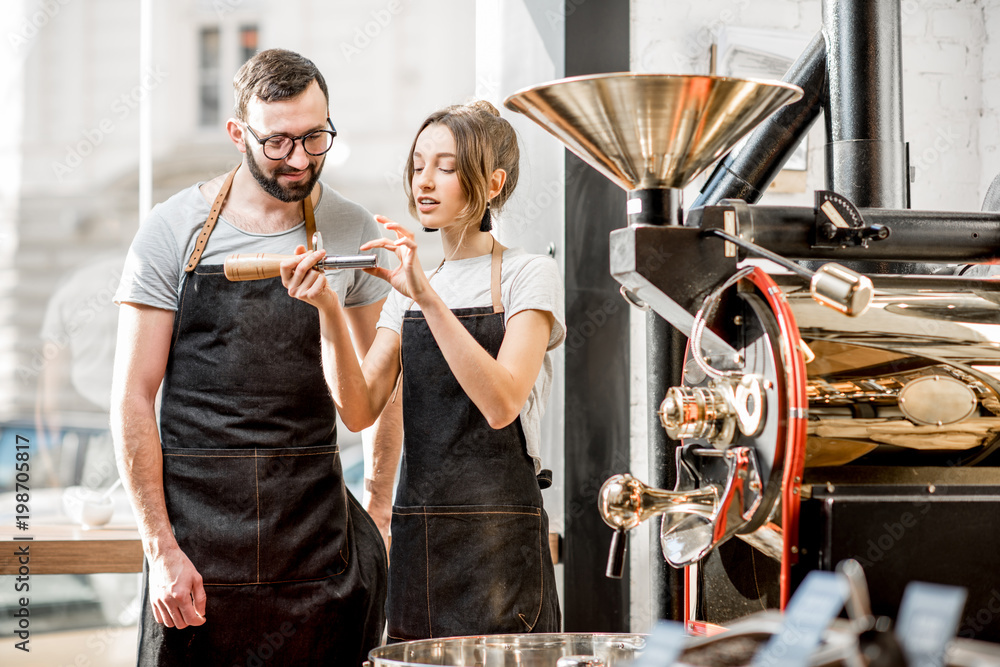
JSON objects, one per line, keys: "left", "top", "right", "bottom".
{"left": 504, "top": 73, "right": 803, "bottom": 192}
{"left": 897, "top": 375, "right": 979, "bottom": 426}
{"left": 783, "top": 275, "right": 1000, "bottom": 466}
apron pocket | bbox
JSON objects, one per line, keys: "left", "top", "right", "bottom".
{"left": 388, "top": 504, "right": 547, "bottom": 639}
{"left": 162, "top": 444, "right": 349, "bottom": 585}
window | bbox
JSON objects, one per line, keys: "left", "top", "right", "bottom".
{"left": 239, "top": 25, "right": 258, "bottom": 65}
{"left": 198, "top": 26, "right": 221, "bottom": 126}
{"left": 198, "top": 24, "right": 258, "bottom": 127}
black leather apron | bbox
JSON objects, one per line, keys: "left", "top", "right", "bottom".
{"left": 386, "top": 242, "right": 560, "bottom": 642}
{"left": 137, "top": 168, "right": 386, "bottom": 666}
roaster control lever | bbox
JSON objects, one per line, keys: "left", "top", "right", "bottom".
{"left": 606, "top": 528, "right": 627, "bottom": 579}
{"left": 814, "top": 190, "right": 890, "bottom": 249}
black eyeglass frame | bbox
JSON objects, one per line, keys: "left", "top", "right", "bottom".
{"left": 244, "top": 117, "right": 338, "bottom": 161}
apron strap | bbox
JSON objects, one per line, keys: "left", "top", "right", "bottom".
{"left": 185, "top": 165, "right": 238, "bottom": 273}
{"left": 184, "top": 165, "right": 318, "bottom": 272}
{"left": 304, "top": 188, "right": 317, "bottom": 251}
{"left": 490, "top": 238, "right": 504, "bottom": 314}
{"left": 403, "top": 237, "right": 504, "bottom": 313}
{"left": 392, "top": 238, "right": 504, "bottom": 404}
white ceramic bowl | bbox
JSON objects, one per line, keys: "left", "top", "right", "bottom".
{"left": 62, "top": 486, "right": 115, "bottom": 529}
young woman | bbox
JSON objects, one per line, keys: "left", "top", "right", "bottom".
{"left": 280, "top": 100, "right": 563, "bottom": 641}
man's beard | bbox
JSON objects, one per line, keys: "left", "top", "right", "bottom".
{"left": 245, "top": 147, "right": 324, "bottom": 203}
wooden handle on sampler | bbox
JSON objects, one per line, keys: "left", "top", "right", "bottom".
{"left": 224, "top": 253, "right": 291, "bottom": 281}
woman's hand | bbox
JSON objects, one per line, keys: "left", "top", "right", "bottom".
{"left": 361, "top": 216, "right": 432, "bottom": 302}
{"left": 280, "top": 245, "right": 337, "bottom": 309}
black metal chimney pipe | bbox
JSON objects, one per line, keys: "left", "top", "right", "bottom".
{"left": 693, "top": 31, "right": 828, "bottom": 208}
{"left": 824, "top": 0, "right": 909, "bottom": 209}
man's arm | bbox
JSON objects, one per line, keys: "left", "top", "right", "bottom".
{"left": 344, "top": 298, "right": 403, "bottom": 548}
{"left": 110, "top": 303, "right": 206, "bottom": 629}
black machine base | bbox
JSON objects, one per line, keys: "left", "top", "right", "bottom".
{"left": 794, "top": 466, "right": 1000, "bottom": 643}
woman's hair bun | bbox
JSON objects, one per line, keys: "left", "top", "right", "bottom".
{"left": 466, "top": 99, "right": 501, "bottom": 117}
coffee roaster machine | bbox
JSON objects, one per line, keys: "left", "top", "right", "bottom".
{"left": 504, "top": 0, "right": 1000, "bottom": 643}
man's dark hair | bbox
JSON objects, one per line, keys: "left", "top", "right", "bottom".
{"left": 232, "top": 48, "right": 329, "bottom": 121}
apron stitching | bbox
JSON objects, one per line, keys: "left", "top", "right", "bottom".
{"left": 255, "top": 449, "right": 261, "bottom": 584}
{"left": 393, "top": 512, "right": 539, "bottom": 517}
{"left": 517, "top": 515, "right": 545, "bottom": 632}
{"left": 402, "top": 312, "right": 496, "bottom": 321}
{"left": 202, "top": 569, "right": 348, "bottom": 586}
{"left": 335, "top": 499, "right": 351, "bottom": 575}
{"left": 171, "top": 276, "right": 191, "bottom": 353}
{"left": 348, "top": 492, "right": 388, "bottom": 570}
{"left": 531, "top": 514, "right": 545, "bottom": 628}
{"left": 162, "top": 449, "right": 339, "bottom": 458}
{"left": 425, "top": 511, "right": 432, "bottom": 638}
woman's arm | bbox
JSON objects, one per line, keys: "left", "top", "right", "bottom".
{"left": 359, "top": 220, "right": 556, "bottom": 430}
{"left": 280, "top": 248, "right": 401, "bottom": 432}
{"left": 420, "top": 295, "right": 554, "bottom": 429}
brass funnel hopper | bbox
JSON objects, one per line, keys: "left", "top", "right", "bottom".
{"left": 504, "top": 73, "right": 803, "bottom": 226}
{"left": 505, "top": 74, "right": 803, "bottom": 357}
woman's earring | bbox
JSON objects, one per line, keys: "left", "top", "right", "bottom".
{"left": 479, "top": 203, "right": 492, "bottom": 232}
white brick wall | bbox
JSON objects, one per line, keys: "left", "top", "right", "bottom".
{"left": 631, "top": 0, "right": 997, "bottom": 212}
{"left": 982, "top": 2, "right": 1000, "bottom": 196}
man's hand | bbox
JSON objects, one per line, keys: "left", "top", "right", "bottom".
{"left": 148, "top": 547, "right": 207, "bottom": 629}
{"left": 280, "top": 245, "right": 337, "bottom": 309}
{"left": 365, "top": 483, "right": 392, "bottom": 552}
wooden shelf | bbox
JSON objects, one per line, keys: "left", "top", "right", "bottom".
{"left": 0, "top": 523, "right": 142, "bottom": 575}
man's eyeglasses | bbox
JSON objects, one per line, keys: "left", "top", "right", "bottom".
{"left": 244, "top": 118, "right": 337, "bottom": 161}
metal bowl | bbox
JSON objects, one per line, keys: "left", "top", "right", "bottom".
{"left": 367, "top": 633, "right": 646, "bottom": 667}
{"left": 365, "top": 615, "right": 863, "bottom": 667}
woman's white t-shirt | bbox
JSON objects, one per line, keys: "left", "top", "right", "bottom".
{"left": 376, "top": 247, "right": 565, "bottom": 472}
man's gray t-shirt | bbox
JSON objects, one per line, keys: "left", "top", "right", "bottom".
{"left": 115, "top": 181, "right": 391, "bottom": 310}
